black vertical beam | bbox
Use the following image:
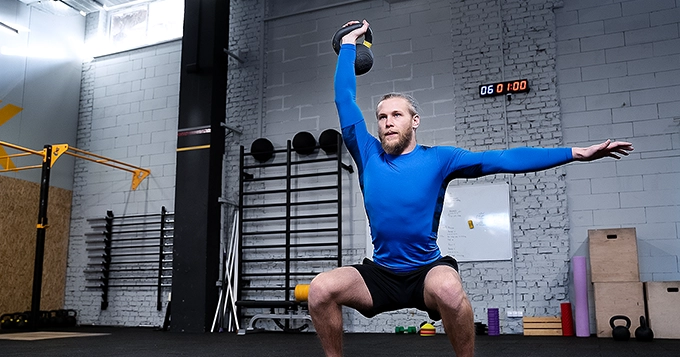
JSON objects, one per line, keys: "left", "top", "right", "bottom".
{"left": 336, "top": 135, "right": 343, "bottom": 267}
{"left": 157, "top": 206, "right": 167, "bottom": 311}
{"left": 285, "top": 141, "right": 292, "bottom": 302}
{"left": 29, "top": 145, "right": 52, "bottom": 331}
{"left": 172, "top": 0, "right": 228, "bottom": 333}
{"left": 101, "top": 210, "right": 113, "bottom": 310}
{"left": 236, "top": 146, "right": 245, "bottom": 308}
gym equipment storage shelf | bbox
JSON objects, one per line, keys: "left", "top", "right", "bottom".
{"left": 236, "top": 138, "right": 345, "bottom": 323}
{"left": 84, "top": 207, "right": 174, "bottom": 311}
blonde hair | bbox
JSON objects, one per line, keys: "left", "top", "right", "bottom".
{"left": 376, "top": 93, "right": 421, "bottom": 118}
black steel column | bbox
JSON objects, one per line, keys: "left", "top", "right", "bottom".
{"left": 30, "top": 145, "right": 52, "bottom": 330}
{"left": 172, "top": 0, "right": 228, "bottom": 332}
{"left": 157, "top": 206, "right": 167, "bottom": 311}
{"left": 101, "top": 210, "right": 113, "bottom": 310}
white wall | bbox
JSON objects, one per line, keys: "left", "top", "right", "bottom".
{"left": 0, "top": 0, "right": 84, "bottom": 190}
{"left": 62, "top": 0, "right": 680, "bottom": 334}
{"left": 555, "top": 0, "right": 680, "bottom": 333}
{"left": 556, "top": 1, "right": 680, "bottom": 279}
{"left": 64, "top": 38, "right": 180, "bottom": 326}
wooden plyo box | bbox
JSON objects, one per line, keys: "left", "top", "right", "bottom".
{"left": 593, "top": 282, "right": 645, "bottom": 338}
{"left": 645, "top": 281, "right": 680, "bottom": 339}
{"left": 523, "top": 317, "right": 562, "bottom": 336}
{"left": 588, "top": 228, "right": 639, "bottom": 282}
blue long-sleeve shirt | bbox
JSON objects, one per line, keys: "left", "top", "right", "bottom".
{"left": 335, "top": 44, "right": 573, "bottom": 272}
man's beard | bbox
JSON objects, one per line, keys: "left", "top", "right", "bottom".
{"left": 380, "top": 128, "right": 413, "bottom": 155}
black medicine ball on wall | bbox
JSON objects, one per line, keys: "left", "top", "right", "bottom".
{"left": 319, "top": 129, "right": 342, "bottom": 155}
{"left": 250, "top": 138, "right": 274, "bottom": 163}
{"left": 292, "top": 131, "right": 317, "bottom": 155}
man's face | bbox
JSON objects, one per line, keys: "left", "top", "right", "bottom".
{"left": 376, "top": 97, "right": 419, "bottom": 155}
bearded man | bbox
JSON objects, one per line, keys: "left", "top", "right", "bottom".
{"left": 307, "top": 20, "right": 633, "bottom": 357}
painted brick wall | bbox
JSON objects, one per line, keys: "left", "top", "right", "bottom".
{"left": 64, "top": 39, "right": 181, "bottom": 326}
{"left": 555, "top": 0, "right": 680, "bottom": 333}
{"left": 451, "top": 0, "right": 568, "bottom": 334}
{"left": 63, "top": 0, "right": 680, "bottom": 335}
{"left": 223, "top": 0, "right": 266, "bottom": 207}
{"left": 65, "top": 0, "right": 267, "bottom": 328}
{"left": 556, "top": 1, "right": 680, "bottom": 280}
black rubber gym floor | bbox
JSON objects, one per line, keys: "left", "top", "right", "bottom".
{"left": 1, "top": 326, "right": 679, "bottom": 356}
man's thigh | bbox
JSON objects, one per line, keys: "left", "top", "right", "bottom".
{"left": 311, "top": 266, "right": 373, "bottom": 311}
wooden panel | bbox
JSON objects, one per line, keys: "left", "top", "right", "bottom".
{"left": 645, "top": 281, "right": 680, "bottom": 339}
{"left": 0, "top": 175, "right": 72, "bottom": 315}
{"left": 525, "top": 322, "right": 562, "bottom": 329}
{"left": 523, "top": 316, "right": 561, "bottom": 323}
{"left": 593, "top": 282, "right": 645, "bottom": 338}
{"left": 588, "top": 228, "right": 639, "bottom": 282}
{"left": 523, "top": 316, "right": 563, "bottom": 336}
{"left": 524, "top": 329, "right": 563, "bottom": 336}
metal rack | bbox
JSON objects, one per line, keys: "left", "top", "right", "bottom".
{"left": 236, "top": 139, "right": 344, "bottom": 326}
{"left": 85, "top": 207, "right": 174, "bottom": 311}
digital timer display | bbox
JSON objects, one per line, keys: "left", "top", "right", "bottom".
{"left": 479, "top": 79, "right": 530, "bottom": 97}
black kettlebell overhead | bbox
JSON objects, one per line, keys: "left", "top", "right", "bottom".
{"left": 332, "top": 22, "right": 374, "bottom": 75}
{"left": 610, "top": 315, "right": 631, "bottom": 341}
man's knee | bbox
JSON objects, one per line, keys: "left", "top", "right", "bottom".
{"left": 425, "top": 268, "right": 469, "bottom": 311}
{"left": 309, "top": 272, "right": 334, "bottom": 304}
{"left": 308, "top": 269, "right": 350, "bottom": 306}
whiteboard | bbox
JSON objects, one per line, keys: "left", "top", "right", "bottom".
{"left": 437, "top": 183, "right": 512, "bottom": 262}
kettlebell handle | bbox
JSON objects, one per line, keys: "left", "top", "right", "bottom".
{"left": 332, "top": 23, "right": 373, "bottom": 55}
{"left": 609, "top": 315, "right": 631, "bottom": 329}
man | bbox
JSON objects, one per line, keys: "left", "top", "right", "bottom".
{"left": 308, "top": 20, "right": 633, "bottom": 357}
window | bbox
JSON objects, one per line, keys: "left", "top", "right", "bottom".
{"left": 106, "top": 0, "right": 183, "bottom": 54}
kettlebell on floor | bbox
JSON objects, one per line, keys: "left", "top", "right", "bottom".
{"left": 610, "top": 315, "right": 631, "bottom": 341}
{"left": 635, "top": 316, "right": 654, "bottom": 342}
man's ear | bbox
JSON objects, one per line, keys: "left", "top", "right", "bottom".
{"left": 412, "top": 114, "right": 420, "bottom": 129}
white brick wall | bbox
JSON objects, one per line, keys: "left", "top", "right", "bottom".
{"left": 65, "top": 39, "right": 181, "bottom": 326}
{"left": 63, "top": 0, "right": 680, "bottom": 335}
{"left": 556, "top": 0, "right": 680, "bottom": 332}
{"left": 450, "top": 0, "right": 568, "bottom": 334}
{"left": 556, "top": 0, "right": 680, "bottom": 280}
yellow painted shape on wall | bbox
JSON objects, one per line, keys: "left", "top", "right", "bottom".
{"left": 0, "top": 102, "right": 24, "bottom": 169}
{"left": 0, "top": 103, "right": 23, "bottom": 127}
{"left": 0, "top": 146, "right": 16, "bottom": 170}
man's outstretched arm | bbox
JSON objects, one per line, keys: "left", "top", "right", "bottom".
{"left": 451, "top": 139, "right": 634, "bottom": 177}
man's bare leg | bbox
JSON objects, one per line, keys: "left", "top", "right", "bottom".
{"left": 423, "top": 265, "right": 475, "bottom": 357}
{"left": 308, "top": 266, "right": 373, "bottom": 357}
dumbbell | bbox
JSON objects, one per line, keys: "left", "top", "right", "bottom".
{"left": 1, "top": 313, "right": 15, "bottom": 329}
{"left": 395, "top": 326, "right": 417, "bottom": 334}
{"left": 294, "top": 284, "right": 310, "bottom": 302}
{"left": 15, "top": 313, "right": 29, "bottom": 329}
{"left": 65, "top": 309, "right": 77, "bottom": 327}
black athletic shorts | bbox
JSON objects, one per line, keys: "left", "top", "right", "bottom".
{"left": 351, "top": 256, "right": 459, "bottom": 320}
